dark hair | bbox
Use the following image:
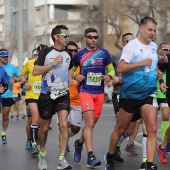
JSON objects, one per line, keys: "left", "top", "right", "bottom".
{"left": 139, "top": 16, "right": 157, "bottom": 26}
{"left": 66, "top": 41, "right": 78, "bottom": 50}
{"left": 37, "top": 44, "right": 48, "bottom": 51}
{"left": 158, "top": 42, "right": 169, "bottom": 50}
{"left": 122, "top": 33, "right": 133, "bottom": 41}
{"left": 84, "top": 28, "right": 97, "bottom": 36}
{"left": 51, "top": 25, "right": 68, "bottom": 42}
{"left": 0, "top": 48, "right": 7, "bottom": 52}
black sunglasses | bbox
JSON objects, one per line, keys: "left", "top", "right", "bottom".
{"left": 123, "top": 39, "right": 131, "bottom": 43}
{"left": 86, "top": 36, "right": 98, "bottom": 40}
{"left": 162, "top": 48, "right": 170, "bottom": 52}
{"left": 68, "top": 49, "right": 78, "bottom": 53}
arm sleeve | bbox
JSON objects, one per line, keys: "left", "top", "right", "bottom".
{"left": 106, "top": 63, "right": 115, "bottom": 78}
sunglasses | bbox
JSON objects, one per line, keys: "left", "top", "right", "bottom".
{"left": 162, "top": 48, "right": 170, "bottom": 52}
{"left": 86, "top": 36, "right": 98, "bottom": 40}
{"left": 123, "top": 39, "right": 131, "bottom": 43}
{"left": 56, "top": 34, "right": 69, "bottom": 38}
{"left": 68, "top": 49, "right": 78, "bottom": 53}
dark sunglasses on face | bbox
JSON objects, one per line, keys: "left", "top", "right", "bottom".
{"left": 56, "top": 34, "right": 69, "bottom": 38}
{"left": 0, "top": 56, "right": 8, "bottom": 58}
{"left": 68, "top": 49, "right": 78, "bottom": 53}
{"left": 86, "top": 35, "right": 98, "bottom": 40}
{"left": 162, "top": 48, "right": 170, "bottom": 52}
{"left": 123, "top": 39, "right": 131, "bottom": 43}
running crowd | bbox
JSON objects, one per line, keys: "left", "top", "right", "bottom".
{"left": 0, "top": 16, "right": 170, "bottom": 170}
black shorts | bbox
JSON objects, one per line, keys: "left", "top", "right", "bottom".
{"left": 2, "top": 98, "right": 15, "bottom": 107}
{"left": 13, "top": 94, "right": 21, "bottom": 102}
{"left": 22, "top": 91, "right": 26, "bottom": 96}
{"left": 38, "top": 93, "right": 70, "bottom": 120}
{"left": 120, "top": 96, "right": 154, "bottom": 114}
{"left": 157, "top": 98, "right": 168, "bottom": 106}
{"left": 112, "top": 92, "right": 119, "bottom": 114}
{"left": 26, "top": 99, "right": 38, "bottom": 104}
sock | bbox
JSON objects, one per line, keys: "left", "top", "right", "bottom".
{"left": 30, "top": 124, "right": 38, "bottom": 143}
{"left": 146, "top": 162, "right": 153, "bottom": 169}
{"left": 1, "top": 131, "right": 6, "bottom": 136}
{"left": 142, "top": 157, "right": 147, "bottom": 163}
{"left": 40, "top": 150, "right": 46, "bottom": 157}
{"left": 88, "top": 151, "right": 93, "bottom": 157}
{"left": 161, "top": 121, "right": 169, "bottom": 141}
{"left": 117, "top": 134, "right": 127, "bottom": 147}
{"left": 68, "top": 128, "right": 76, "bottom": 138}
{"left": 59, "top": 154, "right": 64, "bottom": 160}
{"left": 142, "top": 134, "right": 147, "bottom": 159}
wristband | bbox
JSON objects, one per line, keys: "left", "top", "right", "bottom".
{"left": 159, "top": 79, "right": 164, "bottom": 84}
{"left": 21, "top": 81, "right": 27, "bottom": 88}
{"left": 50, "top": 62, "right": 55, "bottom": 68}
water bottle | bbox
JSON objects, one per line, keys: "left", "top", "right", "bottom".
{"left": 144, "top": 66, "right": 150, "bottom": 75}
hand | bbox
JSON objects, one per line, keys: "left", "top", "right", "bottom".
{"left": 53, "top": 55, "right": 63, "bottom": 65}
{"left": 23, "top": 82, "right": 31, "bottom": 90}
{"left": 68, "top": 78, "right": 74, "bottom": 87}
{"left": 157, "top": 68, "right": 163, "bottom": 79}
{"left": 142, "top": 58, "right": 152, "bottom": 66}
{"left": 74, "top": 74, "right": 84, "bottom": 83}
{"left": 0, "top": 84, "right": 4, "bottom": 93}
{"left": 102, "top": 75, "right": 112, "bottom": 83}
{"left": 159, "top": 55, "right": 168, "bottom": 63}
{"left": 160, "top": 82, "right": 168, "bottom": 92}
{"left": 10, "top": 79, "right": 15, "bottom": 84}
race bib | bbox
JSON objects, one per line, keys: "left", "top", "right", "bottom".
{"left": 33, "top": 81, "right": 41, "bottom": 93}
{"left": 86, "top": 72, "right": 102, "bottom": 86}
{"left": 150, "top": 93, "right": 158, "bottom": 107}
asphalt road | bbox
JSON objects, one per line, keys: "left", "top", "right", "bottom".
{"left": 0, "top": 103, "right": 169, "bottom": 170}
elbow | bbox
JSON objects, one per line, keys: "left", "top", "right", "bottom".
{"left": 32, "top": 70, "right": 37, "bottom": 76}
{"left": 117, "top": 67, "right": 122, "bottom": 74}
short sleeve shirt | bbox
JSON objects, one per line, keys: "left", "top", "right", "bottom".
{"left": 1, "top": 63, "right": 20, "bottom": 98}
{"left": 73, "top": 47, "right": 112, "bottom": 94}
{"left": 120, "top": 38, "right": 158, "bottom": 99}
{"left": 34, "top": 46, "right": 72, "bottom": 94}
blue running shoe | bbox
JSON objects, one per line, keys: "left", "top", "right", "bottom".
{"left": 87, "top": 154, "right": 101, "bottom": 168}
{"left": 25, "top": 140, "right": 31, "bottom": 150}
{"left": 104, "top": 152, "right": 116, "bottom": 170}
{"left": 65, "top": 145, "right": 70, "bottom": 155}
{"left": 73, "top": 139, "right": 83, "bottom": 162}
{"left": 165, "top": 143, "right": 170, "bottom": 152}
{"left": 1, "top": 135, "right": 7, "bottom": 144}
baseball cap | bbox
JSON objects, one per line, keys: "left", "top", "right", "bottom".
{"left": 0, "top": 50, "right": 9, "bottom": 57}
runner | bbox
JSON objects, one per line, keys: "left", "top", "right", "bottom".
{"left": 0, "top": 49, "right": 20, "bottom": 144}
{"left": 73, "top": 28, "right": 115, "bottom": 168}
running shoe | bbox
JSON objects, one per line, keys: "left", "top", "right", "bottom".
{"left": 65, "top": 145, "right": 70, "bottom": 155}
{"left": 38, "top": 153, "right": 48, "bottom": 170}
{"left": 114, "top": 147, "right": 124, "bottom": 162}
{"left": 125, "top": 143, "right": 138, "bottom": 155}
{"left": 156, "top": 145, "right": 167, "bottom": 164}
{"left": 87, "top": 154, "right": 101, "bottom": 168}
{"left": 57, "top": 157, "right": 72, "bottom": 169}
{"left": 73, "top": 139, "right": 83, "bottom": 162}
{"left": 22, "top": 115, "right": 26, "bottom": 119}
{"left": 146, "top": 164, "right": 157, "bottom": 170}
{"left": 25, "top": 140, "right": 31, "bottom": 150}
{"left": 1, "top": 135, "right": 7, "bottom": 144}
{"left": 139, "top": 162, "right": 146, "bottom": 170}
{"left": 30, "top": 142, "right": 39, "bottom": 155}
{"left": 16, "top": 116, "right": 19, "bottom": 120}
{"left": 10, "top": 115, "right": 14, "bottom": 120}
{"left": 165, "top": 142, "right": 170, "bottom": 152}
{"left": 104, "top": 152, "right": 116, "bottom": 170}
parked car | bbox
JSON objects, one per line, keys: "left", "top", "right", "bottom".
{"left": 104, "top": 82, "right": 113, "bottom": 103}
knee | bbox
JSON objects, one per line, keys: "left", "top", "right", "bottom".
{"left": 147, "top": 124, "right": 157, "bottom": 134}
{"left": 59, "top": 122, "right": 68, "bottom": 132}
{"left": 71, "top": 126, "right": 81, "bottom": 134}
{"left": 85, "top": 122, "right": 95, "bottom": 129}
{"left": 115, "top": 125, "right": 126, "bottom": 135}
{"left": 2, "top": 115, "right": 8, "bottom": 121}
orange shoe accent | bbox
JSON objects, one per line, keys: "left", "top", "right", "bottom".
{"left": 156, "top": 145, "right": 167, "bottom": 164}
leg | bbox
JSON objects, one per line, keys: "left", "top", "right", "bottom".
{"left": 2, "top": 105, "right": 11, "bottom": 132}
{"left": 141, "top": 104, "right": 157, "bottom": 167}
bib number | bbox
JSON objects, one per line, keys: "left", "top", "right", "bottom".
{"left": 33, "top": 81, "right": 41, "bottom": 93}
{"left": 86, "top": 72, "right": 102, "bottom": 86}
